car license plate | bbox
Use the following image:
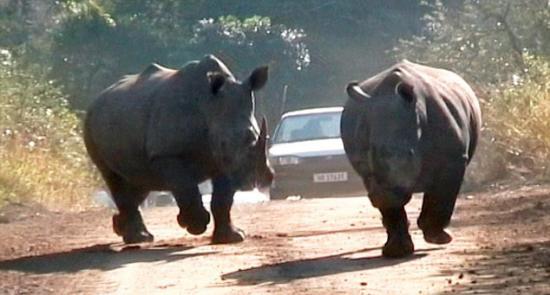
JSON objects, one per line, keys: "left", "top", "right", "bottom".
{"left": 313, "top": 172, "right": 348, "bottom": 183}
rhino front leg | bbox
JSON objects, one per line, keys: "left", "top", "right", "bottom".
{"left": 380, "top": 207, "right": 414, "bottom": 258}
{"left": 365, "top": 179, "right": 414, "bottom": 258}
{"left": 173, "top": 186, "right": 211, "bottom": 235}
{"left": 418, "top": 161, "right": 466, "bottom": 245}
{"left": 211, "top": 176, "right": 244, "bottom": 244}
{"left": 151, "top": 158, "right": 210, "bottom": 235}
{"left": 107, "top": 178, "right": 154, "bottom": 244}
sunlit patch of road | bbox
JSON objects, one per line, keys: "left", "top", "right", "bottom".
{"left": 92, "top": 180, "right": 272, "bottom": 210}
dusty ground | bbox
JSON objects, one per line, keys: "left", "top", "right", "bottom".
{"left": 1, "top": 184, "right": 549, "bottom": 294}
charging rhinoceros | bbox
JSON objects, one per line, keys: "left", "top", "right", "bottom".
{"left": 84, "top": 55, "right": 273, "bottom": 244}
{"left": 341, "top": 60, "right": 481, "bottom": 257}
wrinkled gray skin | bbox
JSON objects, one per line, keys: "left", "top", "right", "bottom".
{"left": 341, "top": 60, "right": 481, "bottom": 258}
{"left": 84, "top": 55, "right": 273, "bottom": 244}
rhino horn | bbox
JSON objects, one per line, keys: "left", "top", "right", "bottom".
{"left": 346, "top": 82, "right": 371, "bottom": 101}
{"left": 257, "top": 116, "right": 268, "bottom": 156}
{"left": 255, "top": 116, "right": 274, "bottom": 188}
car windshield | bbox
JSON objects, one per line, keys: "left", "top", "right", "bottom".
{"left": 273, "top": 111, "right": 341, "bottom": 143}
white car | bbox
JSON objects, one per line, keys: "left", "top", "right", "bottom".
{"left": 268, "top": 107, "right": 364, "bottom": 199}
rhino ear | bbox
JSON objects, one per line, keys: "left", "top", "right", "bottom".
{"left": 346, "top": 82, "right": 371, "bottom": 101}
{"left": 247, "top": 66, "right": 268, "bottom": 91}
{"left": 207, "top": 71, "right": 226, "bottom": 95}
{"left": 395, "top": 81, "right": 415, "bottom": 103}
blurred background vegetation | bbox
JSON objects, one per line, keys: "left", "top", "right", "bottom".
{"left": 0, "top": 0, "right": 548, "bottom": 209}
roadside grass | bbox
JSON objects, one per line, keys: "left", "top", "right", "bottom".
{"left": 0, "top": 143, "right": 99, "bottom": 210}
{"left": 0, "top": 50, "right": 100, "bottom": 210}
{"left": 466, "top": 56, "right": 550, "bottom": 187}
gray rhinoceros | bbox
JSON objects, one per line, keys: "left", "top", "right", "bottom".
{"left": 84, "top": 55, "right": 273, "bottom": 244}
{"left": 341, "top": 60, "right": 481, "bottom": 258}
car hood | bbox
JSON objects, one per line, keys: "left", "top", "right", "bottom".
{"left": 269, "top": 138, "right": 346, "bottom": 158}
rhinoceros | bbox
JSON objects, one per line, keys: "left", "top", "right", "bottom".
{"left": 84, "top": 55, "right": 273, "bottom": 244}
{"left": 341, "top": 60, "right": 481, "bottom": 258}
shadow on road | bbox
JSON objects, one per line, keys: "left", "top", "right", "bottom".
{"left": 222, "top": 247, "right": 440, "bottom": 285}
{"left": 0, "top": 242, "right": 215, "bottom": 274}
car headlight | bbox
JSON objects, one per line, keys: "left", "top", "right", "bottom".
{"left": 277, "top": 156, "right": 301, "bottom": 165}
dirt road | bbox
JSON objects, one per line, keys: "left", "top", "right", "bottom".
{"left": 1, "top": 185, "right": 550, "bottom": 294}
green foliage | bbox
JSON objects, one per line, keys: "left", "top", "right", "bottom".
{"left": 192, "top": 15, "right": 310, "bottom": 70}
{"left": 191, "top": 15, "right": 310, "bottom": 119}
{"left": 0, "top": 51, "right": 76, "bottom": 154}
{"left": 0, "top": 2, "right": 30, "bottom": 47}
{"left": 0, "top": 49, "right": 99, "bottom": 209}
{"left": 103, "top": 0, "right": 196, "bottom": 45}
{"left": 50, "top": 0, "right": 168, "bottom": 108}
{"left": 485, "top": 55, "right": 550, "bottom": 173}
{"left": 395, "top": 0, "right": 549, "bottom": 85}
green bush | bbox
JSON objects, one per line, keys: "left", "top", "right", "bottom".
{"left": 484, "top": 55, "right": 550, "bottom": 176}
{"left": 0, "top": 49, "right": 99, "bottom": 209}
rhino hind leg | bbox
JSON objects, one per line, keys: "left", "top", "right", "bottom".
{"left": 418, "top": 162, "right": 466, "bottom": 245}
{"left": 380, "top": 207, "right": 414, "bottom": 258}
{"left": 112, "top": 209, "right": 154, "bottom": 244}
{"left": 102, "top": 172, "right": 154, "bottom": 244}
{"left": 210, "top": 176, "right": 245, "bottom": 244}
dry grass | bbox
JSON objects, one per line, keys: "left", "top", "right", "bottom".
{"left": 0, "top": 51, "right": 100, "bottom": 210}
{"left": 0, "top": 142, "right": 99, "bottom": 211}
{"left": 489, "top": 89, "right": 550, "bottom": 159}
{"left": 467, "top": 56, "right": 550, "bottom": 186}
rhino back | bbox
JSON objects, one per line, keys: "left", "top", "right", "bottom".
{"left": 374, "top": 61, "right": 478, "bottom": 158}
{"left": 403, "top": 62, "right": 481, "bottom": 162}
{"left": 414, "top": 63, "right": 481, "bottom": 161}
{"left": 85, "top": 65, "right": 185, "bottom": 183}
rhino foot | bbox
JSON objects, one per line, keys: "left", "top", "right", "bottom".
{"left": 212, "top": 225, "right": 245, "bottom": 244}
{"left": 382, "top": 233, "right": 414, "bottom": 258}
{"left": 122, "top": 230, "right": 154, "bottom": 244}
{"left": 113, "top": 214, "right": 154, "bottom": 244}
{"left": 177, "top": 207, "right": 211, "bottom": 235}
{"left": 423, "top": 229, "right": 453, "bottom": 244}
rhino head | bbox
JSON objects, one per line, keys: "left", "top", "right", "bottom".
{"left": 346, "top": 72, "right": 423, "bottom": 204}
{"left": 197, "top": 55, "right": 273, "bottom": 190}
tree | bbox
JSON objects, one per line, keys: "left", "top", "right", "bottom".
{"left": 190, "top": 15, "right": 310, "bottom": 121}
{"left": 49, "top": 0, "right": 171, "bottom": 108}
{"left": 394, "top": 0, "right": 549, "bottom": 85}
